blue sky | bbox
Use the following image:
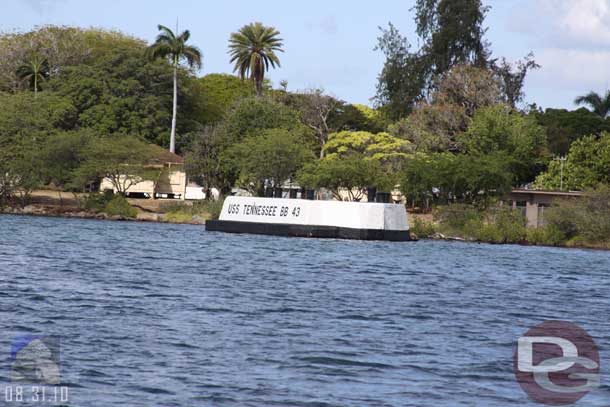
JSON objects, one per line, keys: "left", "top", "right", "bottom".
{"left": 3, "top": 0, "right": 610, "bottom": 110}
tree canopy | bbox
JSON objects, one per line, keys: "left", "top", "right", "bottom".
{"left": 534, "top": 133, "right": 610, "bottom": 191}
{"left": 228, "top": 22, "right": 283, "bottom": 96}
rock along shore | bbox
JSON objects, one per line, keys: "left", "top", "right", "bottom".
{"left": 0, "top": 205, "right": 207, "bottom": 225}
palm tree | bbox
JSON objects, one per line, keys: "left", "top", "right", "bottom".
{"left": 574, "top": 90, "right": 610, "bottom": 118}
{"left": 228, "top": 22, "right": 284, "bottom": 97}
{"left": 147, "top": 25, "right": 202, "bottom": 153}
{"left": 16, "top": 57, "right": 50, "bottom": 98}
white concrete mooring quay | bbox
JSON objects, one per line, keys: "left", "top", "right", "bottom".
{"left": 206, "top": 196, "right": 411, "bottom": 242}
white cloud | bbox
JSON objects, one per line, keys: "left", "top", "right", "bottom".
{"left": 305, "top": 16, "right": 338, "bottom": 35}
{"left": 554, "top": 0, "right": 610, "bottom": 47}
{"left": 529, "top": 48, "right": 610, "bottom": 91}
{"left": 503, "top": 0, "right": 610, "bottom": 107}
{"left": 22, "top": 0, "right": 65, "bottom": 15}
{"left": 519, "top": 0, "right": 610, "bottom": 49}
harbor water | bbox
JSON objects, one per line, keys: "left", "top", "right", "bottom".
{"left": 0, "top": 215, "right": 609, "bottom": 406}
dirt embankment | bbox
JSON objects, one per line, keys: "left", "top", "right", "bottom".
{"left": 1, "top": 190, "right": 207, "bottom": 225}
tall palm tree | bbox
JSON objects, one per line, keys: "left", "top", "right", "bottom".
{"left": 147, "top": 25, "right": 202, "bottom": 153}
{"left": 574, "top": 90, "right": 610, "bottom": 118}
{"left": 16, "top": 57, "right": 50, "bottom": 98}
{"left": 228, "top": 22, "right": 283, "bottom": 97}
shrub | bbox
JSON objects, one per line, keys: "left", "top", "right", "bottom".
{"left": 544, "top": 187, "right": 610, "bottom": 245}
{"left": 544, "top": 203, "right": 579, "bottom": 240}
{"left": 492, "top": 207, "right": 527, "bottom": 243}
{"left": 197, "top": 199, "right": 223, "bottom": 220}
{"left": 84, "top": 190, "right": 114, "bottom": 212}
{"left": 166, "top": 198, "right": 224, "bottom": 221}
{"left": 526, "top": 225, "right": 566, "bottom": 246}
{"left": 573, "top": 188, "right": 610, "bottom": 243}
{"left": 445, "top": 206, "right": 525, "bottom": 243}
{"left": 465, "top": 220, "right": 504, "bottom": 243}
{"left": 435, "top": 204, "right": 482, "bottom": 232}
{"left": 410, "top": 217, "right": 437, "bottom": 238}
{"left": 104, "top": 195, "right": 137, "bottom": 218}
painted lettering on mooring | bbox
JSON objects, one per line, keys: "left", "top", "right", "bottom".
{"left": 226, "top": 203, "right": 301, "bottom": 218}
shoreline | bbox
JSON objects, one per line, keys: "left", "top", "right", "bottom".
{"left": 2, "top": 207, "right": 608, "bottom": 251}
{"left": 0, "top": 205, "right": 208, "bottom": 225}
{"left": 412, "top": 232, "right": 610, "bottom": 252}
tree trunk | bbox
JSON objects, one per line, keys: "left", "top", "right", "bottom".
{"left": 319, "top": 141, "right": 325, "bottom": 159}
{"left": 170, "top": 64, "right": 178, "bottom": 153}
{"left": 255, "top": 78, "right": 262, "bottom": 97}
{"left": 34, "top": 74, "right": 38, "bottom": 99}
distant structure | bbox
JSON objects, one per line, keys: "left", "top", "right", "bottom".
{"left": 100, "top": 147, "right": 187, "bottom": 200}
{"left": 504, "top": 189, "right": 583, "bottom": 228}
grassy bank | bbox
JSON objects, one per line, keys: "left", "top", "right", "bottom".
{"left": 410, "top": 188, "right": 610, "bottom": 250}
{"left": 1, "top": 189, "right": 223, "bottom": 225}
{"left": 162, "top": 200, "right": 223, "bottom": 223}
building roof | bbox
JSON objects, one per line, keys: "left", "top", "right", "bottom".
{"left": 148, "top": 144, "right": 184, "bottom": 165}
{"left": 510, "top": 188, "right": 583, "bottom": 197}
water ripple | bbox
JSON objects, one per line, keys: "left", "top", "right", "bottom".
{"left": 1, "top": 215, "right": 609, "bottom": 406}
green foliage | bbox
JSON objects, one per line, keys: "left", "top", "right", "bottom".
{"left": 390, "top": 65, "right": 502, "bottom": 153}
{"left": 0, "top": 138, "right": 44, "bottom": 207}
{"left": 146, "top": 25, "right": 202, "bottom": 70}
{"left": 196, "top": 74, "right": 255, "bottom": 124}
{"left": 415, "top": 0, "right": 490, "bottom": 75}
{"left": 543, "top": 203, "right": 579, "bottom": 240}
{"left": 298, "top": 155, "right": 392, "bottom": 201}
{"left": 186, "top": 97, "right": 307, "bottom": 195}
{"left": 40, "top": 131, "right": 92, "bottom": 191}
{"left": 533, "top": 108, "right": 610, "bottom": 155}
{"left": 104, "top": 194, "right": 137, "bottom": 218}
{"left": 72, "top": 136, "right": 156, "bottom": 194}
{"left": 492, "top": 53, "right": 540, "bottom": 108}
{"left": 0, "top": 92, "right": 76, "bottom": 140}
{"left": 46, "top": 44, "right": 178, "bottom": 147}
{"left": 490, "top": 207, "right": 527, "bottom": 243}
{"left": 185, "top": 126, "right": 232, "bottom": 194}
{"left": 165, "top": 199, "right": 224, "bottom": 221}
{"left": 374, "top": 23, "right": 425, "bottom": 119}
{"left": 401, "top": 152, "right": 512, "bottom": 207}
{"left": 534, "top": 132, "right": 610, "bottom": 190}
{"left": 228, "top": 22, "right": 283, "bottom": 96}
{"left": 324, "top": 130, "right": 413, "bottom": 171}
{"left": 437, "top": 205, "right": 526, "bottom": 243}
{"left": 16, "top": 56, "right": 50, "bottom": 96}
{"left": 335, "top": 104, "right": 389, "bottom": 133}
{"left": 0, "top": 26, "right": 146, "bottom": 92}
{"left": 84, "top": 190, "right": 115, "bottom": 212}
{"left": 574, "top": 90, "right": 610, "bottom": 118}
{"left": 410, "top": 217, "right": 437, "bottom": 237}
{"left": 542, "top": 188, "right": 610, "bottom": 245}
{"left": 146, "top": 24, "right": 203, "bottom": 153}
{"left": 221, "top": 96, "right": 302, "bottom": 143}
{"left": 278, "top": 89, "right": 343, "bottom": 156}
{"left": 226, "top": 129, "right": 314, "bottom": 195}
{"left": 431, "top": 200, "right": 610, "bottom": 247}
{"left": 459, "top": 105, "right": 548, "bottom": 184}
{"left": 434, "top": 203, "right": 482, "bottom": 231}
{"left": 375, "top": 1, "right": 491, "bottom": 118}
{"left": 0, "top": 26, "right": 207, "bottom": 151}
{"left": 526, "top": 225, "right": 565, "bottom": 246}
